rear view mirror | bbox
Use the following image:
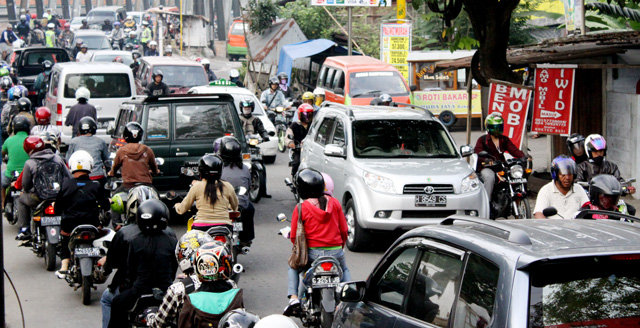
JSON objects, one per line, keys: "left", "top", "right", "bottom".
{"left": 460, "top": 145, "right": 473, "bottom": 157}
{"left": 141, "top": 80, "right": 147, "bottom": 87}
{"left": 542, "top": 207, "right": 558, "bottom": 218}
{"left": 324, "top": 144, "right": 345, "bottom": 158}
{"left": 269, "top": 131, "right": 276, "bottom": 136}
{"left": 339, "top": 281, "right": 367, "bottom": 302}
{"left": 166, "top": 190, "right": 177, "bottom": 200}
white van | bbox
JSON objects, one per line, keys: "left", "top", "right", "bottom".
{"left": 44, "top": 62, "right": 136, "bottom": 144}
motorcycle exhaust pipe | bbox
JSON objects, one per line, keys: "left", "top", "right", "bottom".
{"left": 233, "top": 263, "right": 244, "bottom": 274}
{"left": 241, "top": 246, "right": 250, "bottom": 255}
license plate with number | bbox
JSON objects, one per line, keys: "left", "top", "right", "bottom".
{"left": 233, "top": 222, "right": 243, "bottom": 232}
{"left": 415, "top": 195, "right": 447, "bottom": 207}
{"left": 11, "top": 191, "right": 21, "bottom": 197}
{"left": 312, "top": 276, "right": 340, "bottom": 287}
{"left": 75, "top": 247, "right": 100, "bottom": 257}
{"left": 41, "top": 216, "right": 61, "bottom": 226}
{"left": 510, "top": 178, "right": 527, "bottom": 184}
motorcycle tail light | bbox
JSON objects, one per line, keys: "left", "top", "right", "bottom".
{"left": 78, "top": 231, "right": 95, "bottom": 240}
{"left": 320, "top": 262, "right": 333, "bottom": 271}
{"left": 214, "top": 235, "right": 227, "bottom": 244}
{"left": 242, "top": 153, "right": 250, "bottom": 160}
{"left": 115, "top": 138, "right": 126, "bottom": 147}
{"left": 45, "top": 205, "right": 55, "bottom": 215}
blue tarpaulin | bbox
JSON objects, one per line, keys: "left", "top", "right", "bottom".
{"left": 278, "top": 39, "right": 358, "bottom": 86}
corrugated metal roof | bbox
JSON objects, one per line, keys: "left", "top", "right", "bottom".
{"left": 406, "top": 50, "right": 476, "bottom": 63}
{"left": 248, "top": 18, "right": 307, "bottom": 65}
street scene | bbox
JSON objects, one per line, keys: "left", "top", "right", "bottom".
{"left": 1, "top": 0, "right": 640, "bottom": 327}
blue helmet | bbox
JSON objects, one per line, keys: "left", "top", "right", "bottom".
{"left": 550, "top": 155, "right": 577, "bottom": 181}
{"left": 8, "top": 85, "right": 28, "bottom": 100}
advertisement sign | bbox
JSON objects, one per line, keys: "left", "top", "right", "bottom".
{"left": 413, "top": 90, "right": 482, "bottom": 116}
{"left": 488, "top": 81, "right": 533, "bottom": 148}
{"left": 561, "top": 0, "right": 576, "bottom": 33}
{"left": 310, "top": 0, "right": 391, "bottom": 6}
{"left": 380, "top": 23, "right": 411, "bottom": 81}
{"left": 531, "top": 66, "right": 576, "bottom": 136}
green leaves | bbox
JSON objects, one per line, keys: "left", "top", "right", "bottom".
{"left": 247, "top": 0, "right": 279, "bottom": 35}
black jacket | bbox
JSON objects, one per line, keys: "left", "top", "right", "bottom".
{"left": 127, "top": 232, "right": 178, "bottom": 293}
{"left": 577, "top": 159, "right": 623, "bottom": 183}
{"left": 145, "top": 81, "right": 170, "bottom": 96}
{"left": 54, "top": 174, "right": 109, "bottom": 233}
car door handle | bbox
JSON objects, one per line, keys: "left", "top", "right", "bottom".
{"left": 176, "top": 152, "right": 189, "bottom": 156}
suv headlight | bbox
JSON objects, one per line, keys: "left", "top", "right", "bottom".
{"left": 363, "top": 171, "right": 395, "bottom": 193}
{"left": 510, "top": 165, "right": 523, "bottom": 179}
{"left": 461, "top": 172, "right": 481, "bottom": 193}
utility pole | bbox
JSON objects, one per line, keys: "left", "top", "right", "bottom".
{"left": 7, "top": 0, "right": 18, "bottom": 22}
{"left": 61, "top": 0, "right": 71, "bottom": 19}
{"left": 347, "top": 7, "right": 352, "bottom": 55}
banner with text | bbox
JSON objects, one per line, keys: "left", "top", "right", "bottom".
{"left": 380, "top": 23, "right": 411, "bottom": 81}
{"left": 311, "top": 0, "right": 391, "bottom": 6}
{"left": 488, "top": 81, "right": 533, "bottom": 149}
{"left": 413, "top": 90, "right": 482, "bottom": 116}
{"left": 531, "top": 66, "right": 575, "bottom": 136}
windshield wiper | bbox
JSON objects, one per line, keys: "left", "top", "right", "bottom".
{"left": 351, "top": 90, "right": 382, "bottom": 98}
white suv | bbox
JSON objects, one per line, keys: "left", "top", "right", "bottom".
{"left": 300, "top": 103, "right": 489, "bottom": 251}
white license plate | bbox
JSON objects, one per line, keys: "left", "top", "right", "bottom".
{"left": 415, "top": 195, "right": 447, "bottom": 207}
{"left": 233, "top": 222, "right": 243, "bottom": 232}
{"left": 75, "top": 247, "right": 100, "bottom": 257}
{"left": 41, "top": 216, "right": 61, "bottom": 226}
{"left": 11, "top": 191, "right": 21, "bottom": 197}
{"left": 510, "top": 178, "right": 527, "bottom": 184}
{"left": 312, "top": 276, "right": 340, "bottom": 286}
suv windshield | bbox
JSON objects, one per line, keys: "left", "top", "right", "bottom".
{"left": 87, "top": 11, "right": 116, "bottom": 22}
{"left": 231, "top": 22, "right": 248, "bottom": 35}
{"left": 353, "top": 120, "right": 457, "bottom": 158}
{"left": 153, "top": 65, "right": 208, "bottom": 88}
{"left": 349, "top": 71, "right": 408, "bottom": 98}
{"left": 175, "top": 103, "right": 237, "bottom": 139}
{"left": 64, "top": 73, "right": 131, "bottom": 98}
{"left": 529, "top": 256, "right": 640, "bottom": 327}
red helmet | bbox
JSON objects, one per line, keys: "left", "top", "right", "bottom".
{"left": 23, "top": 136, "right": 46, "bottom": 155}
{"left": 31, "top": 13, "right": 36, "bottom": 19}
{"left": 35, "top": 107, "right": 51, "bottom": 125}
{"left": 113, "top": 56, "right": 123, "bottom": 63}
{"left": 297, "top": 103, "right": 315, "bottom": 123}
{"left": 64, "top": 22, "right": 70, "bottom": 28}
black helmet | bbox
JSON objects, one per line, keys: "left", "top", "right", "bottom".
{"left": 123, "top": 122, "right": 144, "bottom": 143}
{"left": 219, "top": 136, "right": 242, "bottom": 163}
{"left": 218, "top": 309, "right": 261, "bottom": 328}
{"left": 550, "top": 155, "right": 577, "bottom": 181}
{"left": 104, "top": 19, "right": 110, "bottom": 24}
{"left": 78, "top": 116, "right": 97, "bottom": 135}
{"left": 42, "top": 60, "right": 53, "bottom": 70}
{"left": 17, "top": 97, "right": 32, "bottom": 113}
{"left": 198, "top": 154, "right": 223, "bottom": 180}
{"left": 566, "top": 133, "right": 585, "bottom": 156}
{"left": 136, "top": 199, "right": 169, "bottom": 235}
{"left": 295, "top": 168, "right": 325, "bottom": 200}
{"left": 82, "top": 19, "right": 87, "bottom": 24}
{"left": 277, "top": 72, "right": 288, "bottom": 80}
{"left": 153, "top": 70, "right": 163, "bottom": 79}
{"left": 589, "top": 174, "right": 622, "bottom": 210}
{"left": 12, "top": 115, "right": 31, "bottom": 134}
{"left": 268, "top": 76, "right": 279, "bottom": 86}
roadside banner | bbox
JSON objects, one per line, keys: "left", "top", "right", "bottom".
{"left": 380, "top": 22, "right": 411, "bottom": 81}
{"left": 487, "top": 80, "right": 533, "bottom": 149}
{"left": 531, "top": 65, "right": 576, "bottom": 136}
{"left": 413, "top": 90, "right": 481, "bottom": 116}
{"left": 310, "top": 0, "right": 391, "bottom": 6}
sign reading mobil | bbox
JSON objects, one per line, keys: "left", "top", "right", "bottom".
{"left": 488, "top": 80, "right": 534, "bottom": 148}
{"left": 531, "top": 65, "right": 576, "bottom": 136}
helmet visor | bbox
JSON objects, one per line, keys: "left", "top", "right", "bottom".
{"left": 554, "top": 159, "right": 577, "bottom": 176}
{"left": 598, "top": 193, "right": 620, "bottom": 210}
{"left": 299, "top": 110, "right": 314, "bottom": 123}
{"left": 588, "top": 137, "right": 606, "bottom": 151}
{"left": 486, "top": 123, "right": 503, "bottom": 135}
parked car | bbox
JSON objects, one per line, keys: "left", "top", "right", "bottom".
{"left": 300, "top": 102, "right": 488, "bottom": 251}
{"left": 91, "top": 50, "right": 134, "bottom": 65}
{"left": 188, "top": 82, "right": 278, "bottom": 164}
{"left": 109, "top": 94, "right": 248, "bottom": 192}
{"left": 334, "top": 216, "right": 640, "bottom": 327}
{"left": 7, "top": 47, "right": 71, "bottom": 103}
{"left": 44, "top": 62, "right": 136, "bottom": 145}
{"left": 315, "top": 56, "right": 415, "bottom": 106}
{"left": 226, "top": 19, "right": 247, "bottom": 61}
{"left": 71, "top": 30, "right": 112, "bottom": 53}
{"left": 134, "top": 56, "right": 208, "bottom": 95}
{"left": 86, "top": 6, "right": 127, "bottom": 28}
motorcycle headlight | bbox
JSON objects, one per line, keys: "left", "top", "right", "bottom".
{"left": 248, "top": 138, "right": 260, "bottom": 146}
{"left": 363, "top": 171, "right": 395, "bottom": 193}
{"left": 510, "top": 165, "right": 524, "bottom": 179}
{"left": 461, "top": 172, "right": 481, "bottom": 193}
{"left": 276, "top": 106, "right": 284, "bottom": 113}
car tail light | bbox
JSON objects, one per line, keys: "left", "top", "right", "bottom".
{"left": 56, "top": 104, "right": 62, "bottom": 126}
{"left": 610, "top": 254, "right": 640, "bottom": 260}
{"left": 28, "top": 91, "right": 36, "bottom": 96}
{"left": 320, "top": 262, "right": 333, "bottom": 272}
{"left": 45, "top": 204, "right": 55, "bottom": 215}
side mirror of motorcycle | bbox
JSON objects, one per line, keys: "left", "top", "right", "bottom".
{"left": 277, "top": 213, "right": 288, "bottom": 222}
{"left": 284, "top": 178, "right": 293, "bottom": 187}
{"left": 339, "top": 281, "right": 366, "bottom": 302}
{"left": 478, "top": 151, "right": 492, "bottom": 159}
{"left": 166, "top": 190, "right": 177, "bottom": 201}
{"left": 542, "top": 207, "right": 558, "bottom": 218}
{"left": 152, "top": 288, "right": 165, "bottom": 300}
{"left": 269, "top": 130, "right": 276, "bottom": 136}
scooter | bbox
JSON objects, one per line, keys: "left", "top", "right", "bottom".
{"left": 247, "top": 133, "right": 273, "bottom": 203}
{"left": 4, "top": 170, "right": 21, "bottom": 225}
{"left": 30, "top": 200, "right": 62, "bottom": 271}
{"left": 274, "top": 106, "right": 294, "bottom": 153}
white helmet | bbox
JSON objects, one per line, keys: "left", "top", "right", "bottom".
{"left": 75, "top": 87, "right": 90, "bottom": 101}
{"left": 68, "top": 150, "right": 94, "bottom": 173}
{"left": 201, "top": 59, "right": 210, "bottom": 65}
{"left": 254, "top": 315, "right": 299, "bottom": 328}
{"left": 229, "top": 69, "right": 239, "bottom": 78}
{"left": 126, "top": 15, "right": 133, "bottom": 20}
{"left": 313, "top": 87, "right": 325, "bottom": 96}
{"left": 149, "top": 40, "right": 157, "bottom": 46}
{"left": 47, "top": 23, "right": 55, "bottom": 29}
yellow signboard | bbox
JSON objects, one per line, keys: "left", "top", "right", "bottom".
{"left": 381, "top": 23, "right": 411, "bottom": 83}
{"left": 412, "top": 90, "right": 482, "bottom": 115}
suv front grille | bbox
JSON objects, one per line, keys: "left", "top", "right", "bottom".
{"left": 403, "top": 184, "right": 455, "bottom": 194}
{"left": 402, "top": 210, "right": 457, "bottom": 219}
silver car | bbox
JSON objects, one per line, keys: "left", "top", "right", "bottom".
{"left": 300, "top": 103, "right": 489, "bottom": 251}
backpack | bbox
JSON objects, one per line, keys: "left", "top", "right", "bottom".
{"left": 33, "top": 158, "right": 66, "bottom": 200}
{"left": 1, "top": 102, "right": 18, "bottom": 136}
{"left": 178, "top": 288, "right": 243, "bottom": 328}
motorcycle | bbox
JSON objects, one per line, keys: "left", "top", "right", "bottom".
{"left": 477, "top": 151, "right": 533, "bottom": 220}
{"left": 277, "top": 213, "right": 343, "bottom": 328}
{"left": 4, "top": 170, "right": 21, "bottom": 225}
{"left": 29, "top": 200, "right": 62, "bottom": 271}
{"left": 128, "top": 288, "right": 172, "bottom": 328}
{"left": 247, "top": 133, "right": 272, "bottom": 203}
{"left": 285, "top": 177, "right": 300, "bottom": 202}
{"left": 65, "top": 224, "right": 115, "bottom": 305}
{"left": 275, "top": 106, "right": 295, "bottom": 153}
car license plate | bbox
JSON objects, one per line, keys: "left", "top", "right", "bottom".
{"left": 75, "top": 247, "right": 100, "bottom": 257}
{"left": 510, "top": 178, "right": 527, "bottom": 184}
{"left": 233, "top": 222, "right": 243, "bottom": 232}
{"left": 312, "top": 276, "right": 340, "bottom": 287}
{"left": 10, "top": 191, "right": 21, "bottom": 197}
{"left": 41, "top": 216, "right": 61, "bottom": 226}
{"left": 415, "top": 195, "right": 447, "bottom": 207}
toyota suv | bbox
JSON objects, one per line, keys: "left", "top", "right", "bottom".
{"left": 299, "top": 103, "right": 488, "bottom": 251}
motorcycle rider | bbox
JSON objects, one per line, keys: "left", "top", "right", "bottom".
{"left": 65, "top": 87, "right": 96, "bottom": 137}
{"left": 111, "top": 21, "right": 124, "bottom": 50}
{"left": 145, "top": 40, "right": 159, "bottom": 56}
{"left": 72, "top": 39, "right": 84, "bottom": 59}
{"left": 1, "top": 24, "right": 18, "bottom": 59}
{"left": 474, "top": 113, "right": 526, "bottom": 199}
{"left": 33, "top": 60, "right": 53, "bottom": 105}
{"left": 108, "top": 122, "right": 159, "bottom": 190}
{"left": 218, "top": 309, "right": 261, "bottom": 327}
{"left": 163, "top": 46, "right": 173, "bottom": 57}
{"left": 313, "top": 88, "right": 325, "bottom": 107}
{"left": 576, "top": 134, "right": 636, "bottom": 194}
{"left": 174, "top": 154, "right": 238, "bottom": 231}
{"left": 0, "top": 76, "right": 12, "bottom": 109}
{"left": 379, "top": 93, "right": 393, "bottom": 106}
{"left": 58, "top": 22, "right": 73, "bottom": 48}
{"left": 260, "top": 77, "right": 287, "bottom": 110}
{"left": 76, "top": 43, "right": 91, "bottom": 62}
{"left": 291, "top": 92, "right": 318, "bottom": 124}
{"left": 1, "top": 116, "right": 30, "bottom": 206}
{"left": 533, "top": 155, "right": 588, "bottom": 219}
{"left": 124, "top": 16, "right": 136, "bottom": 30}
{"left": 202, "top": 59, "right": 218, "bottom": 82}
{"left": 277, "top": 72, "right": 293, "bottom": 99}
{"left": 566, "top": 133, "right": 588, "bottom": 165}
{"left": 125, "top": 30, "right": 139, "bottom": 46}
{"left": 6, "top": 97, "right": 35, "bottom": 136}
{"left": 130, "top": 52, "right": 142, "bottom": 76}
{"left": 30, "top": 107, "right": 60, "bottom": 141}
{"left": 79, "top": 18, "right": 90, "bottom": 30}
{"left": 108, "top": 199, "right": 178, "bottom": 328}
{"left": 102, "top": 19, "right": 113, "bottom": 33}
{"left": 145, "top": 70, "right": 170, "bottom": 96}
{"left": 15, "top": 15, "right": 30, "bottom": 42}
{"left": 44, "top": 23, "right": 56, "bottom": 47}
{"left": 1, "top": 86, "right": 27, "bottom": 138}
{"left": 285, "top": 104, "right": 314, "bottom": 176}
{"left": 239, "top": 97, "right": 270, "bottom": 141}
{"left": 283, "top": 169, "right": 351, "bottom": 316}
{"left": 66, "top": 116, "right": 110, "bottom": 190}
{"left": 54, "top": 150, "right": 110, "bottom": 278}
{"left": 581, "top": 174, "right": 635, "bottom": 219}
{"left": 229, "top": 69, "right": 243, "bottom": 87}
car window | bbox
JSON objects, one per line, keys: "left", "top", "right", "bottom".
{"left": 318, "top": 67, "right": 327, "bottom": 88}
{"left": 453, "top": 254, "right": 499, "bottom": 328}
{"left": 325, "top": 68, "right": 336, "bottom": 89}
{"left": 230, "top": 22, "right": 248, "bottom": 35}
{"left": 113, "top": 108, "right": 133, "bottom": 138}
{"left": 349, "top": 71, "right": 409, "bottom": 97}
{"left": 175, "top": 103, "right": 236, "bottom": 139}
{"left": 372, "top": 247, "right": 418, "bottom": 311}
{"left": 315, "top": 117, "right": 335, "bottom": 147}
{"left": 146, "top": 106, "right": 169, "bottom": 140}
{"left": 332, "top": 70, "right": 344, "bottom": 90}
{"left": 64, "top": 73, "right": 131, "bottom": 98}
{"left": 405, "top": 247, "right": 464, "bottom": 326}
{"left": 78, "top": 35, "right": 110, "bottom": 50}
{"left": 152, "top": 65, "right": 208, "bottom": 88}
{"left": 139, "top": 63, "right": 148, "bottom": 80}
{"left": 49, "top": 70, "right": 59, "bottom": 96}
{"left": 330, "top": 120, "right": 345, "bottom": 148}
{"left": 24, "top": 52, "right": 60, "bottom": 66}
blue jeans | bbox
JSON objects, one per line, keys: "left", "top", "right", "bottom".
{"left": 287, "top": 248, "right": 352, "bottom": 297}
{"left": 101, "top": 287, "right": 119, "bottom": 328}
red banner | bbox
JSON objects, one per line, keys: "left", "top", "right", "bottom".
{"left": 531, "top": 67, "right": 576, "bottom": 136}
{"left": 488, "top": 81, "right": 533, "bottom": 149}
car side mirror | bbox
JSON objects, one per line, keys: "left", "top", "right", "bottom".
{"left": 410, "top": 85, "right": 417, "bottom": 92}
{"left": 339, "top": 281, "right": 366, "bottom": 302}
{"left": 324, "top": 144, "right": 345, "bottom": 158}
{"left": 460, "top": 145, "right": 473, "bottom": 157}
{"left": 334, "top": 87, "right": 344, "bottom": 95}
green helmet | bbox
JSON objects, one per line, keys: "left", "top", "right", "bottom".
{"left": 111, "top": 192, "right": 127, "bottom": 214}
{"left": 485, "top": 113, "right": 504, "bottom": 136}
{"left": 0, "top": 67, "right": 9, "bottom": 77}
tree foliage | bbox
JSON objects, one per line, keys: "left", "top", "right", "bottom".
{"left": 280, "top": 1, "right": 338, "bottom": 39}
{"left": 247, "top": 0, "right": 279, "bottom": 35}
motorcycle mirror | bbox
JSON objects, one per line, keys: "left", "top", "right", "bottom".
{"left": 166, "top": 190, "right": 177, "bottom": 200}
{"left": 269, "top": 130, "right": 276, "bottom": 136}
{"left": 277, "top": 213, "right": 288, "bottom": 222}
{"left": 478, "top": 151, "right": 491, "bottom": 158}
{"left": 284, "top": 178, "right": 293, "bottom": 186}
{"left": 542, "top": 207, "right": 558, "bottom": 218}
{"left": 156, "top": 157, "right": 165, "bottom": 166}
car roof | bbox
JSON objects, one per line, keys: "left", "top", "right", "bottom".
{"left": 189, "top": 85, "right": 254, "bottom": 96}
{"left": 75, "top": 30, "right": 108, "bottom": 36}
{"left": 91, "top": 50, "right": 131, "bottom": 56}
{"left": 403, "top": 218, "right": 640, "bottom": 267}
{"left": 140, "top": 56, "right": 202, "bottom": 66}
{"left": 88, "top": 6, "right": 124, "bottom": 11}
{"left": 123, "top": 93, "right": 236, "bottom": 105}
{"left": 53, "top": 62, "right": 134, "bottom": 73}
{"left": 321, "top": 103, "right": 436, "bottom": 121}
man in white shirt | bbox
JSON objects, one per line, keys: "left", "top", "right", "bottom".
{"left": 534, "top": 155, "right": 589, "bottom": 219}
{"left": 76, "top": 44, "right": 91, "bottom": 62}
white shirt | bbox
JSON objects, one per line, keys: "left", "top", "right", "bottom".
{"left": 76, "top": 51, "right": 91, "bottom": 62}
{"left": 534, "top": 181, "right": 589, "bottom": 219}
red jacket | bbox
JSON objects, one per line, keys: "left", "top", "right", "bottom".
{"left": 290, "top": 196, "right": 348, "bottom": 249}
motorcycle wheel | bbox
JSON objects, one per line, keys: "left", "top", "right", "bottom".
{"left": 321, "top": 307, "right": 333, "bottom": 328}
{"left": 44, "top": 240, "right": 57, "bottom": 271}
{"left": 514, "top": 198, "right": 532, "bottom": 219}
{"left": 249, "top": 168, "right": 263, "bottom": 203}
{"left": 82, "top": 275, "right": 92, "bottom": 305}
{"left": 277, "top": 127, "right": 286, "bottom": 153}
{"left": 5, "top": 202, "right": 15, "bottom": 225}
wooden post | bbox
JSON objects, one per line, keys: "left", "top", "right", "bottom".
{"left": 35, "top": 0, "right": 44, "bottom": 19}
{"left": 61, "top": 0, "right": 71, "bottom": 19}
{"left": 466, "top": 69, "right": 473, "bottom": 146}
